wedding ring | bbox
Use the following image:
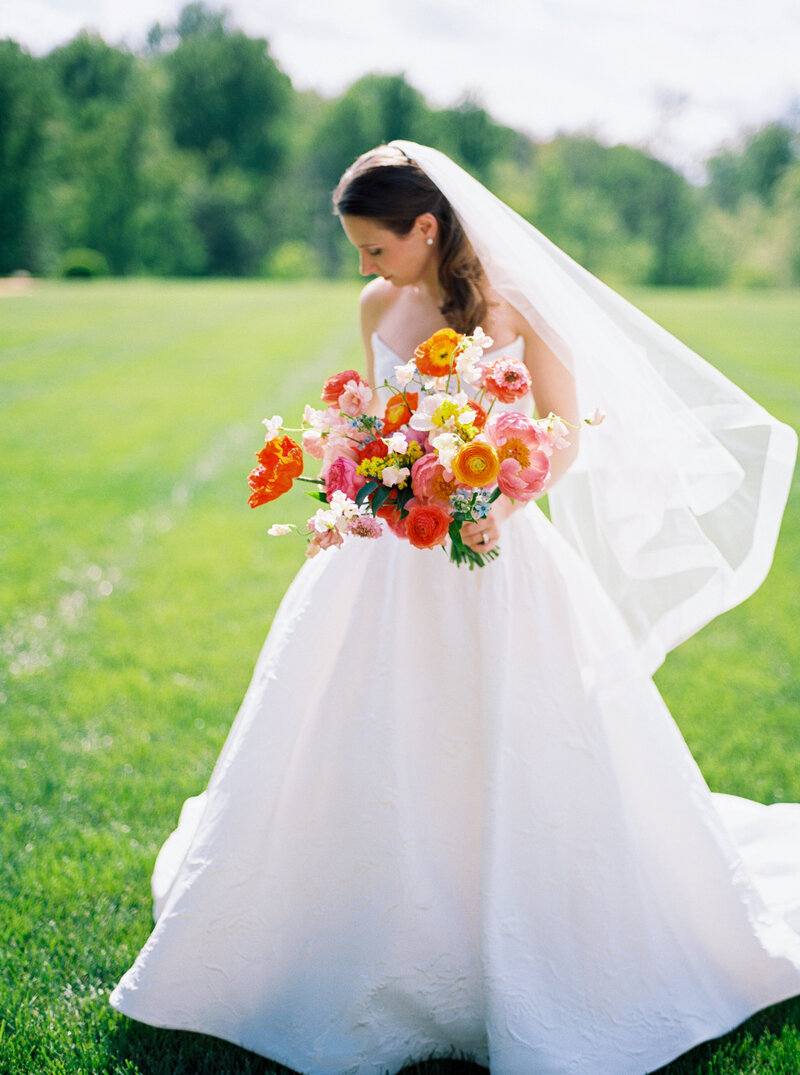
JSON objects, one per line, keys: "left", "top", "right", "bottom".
{"left": 480, "top": 535, "right": 487, "bottom": 545}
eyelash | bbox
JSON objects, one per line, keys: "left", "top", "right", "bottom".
{"left": 367, "top": 249, "right": 382, "bottom": 257}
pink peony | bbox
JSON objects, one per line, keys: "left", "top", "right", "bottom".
{"left": 482, "top": 357, "right": 532, "bottom": 403}
{"left": 484, "top": 411, "right": 553, "bottom": 457}
{"left": 496, "top": 457, "right": 550, "bottom": 501}
{"left": 410, "top": 452, "right": 456, "bottom": 503}
{"left": 325, "top": 455, "right": 366, "bottom": 501}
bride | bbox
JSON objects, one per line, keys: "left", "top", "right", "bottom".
{"left": 110, "top": 142, "right": 800, "bottom": 1075}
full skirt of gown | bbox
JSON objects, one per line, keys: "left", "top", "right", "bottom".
{"left": 110, "top": 500, "right": 800, "bottom": 1075}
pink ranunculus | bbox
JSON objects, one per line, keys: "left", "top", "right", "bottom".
{"left": 338, "top": 379, "right": 373, "bottom": 417}
{"left": 321, "top": 369, "right": 367, "bottom": 405}
{"left": 325, "top": 455, "right": 366, "bottom": 501}
{"left": 305, "top": 524, "right": 345, "bottom": 558}
{"left": 484, "top": 411, "right": 553, "bottom": 457}
{"left": 496, "top": 457, "right": 550, "bottom": 502}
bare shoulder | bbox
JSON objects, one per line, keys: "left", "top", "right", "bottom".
{"left": 483, "top": 288, "right": 530, "bottom": 340}
{"left": 359, "top": 278, "right": 397, "bottom": 335}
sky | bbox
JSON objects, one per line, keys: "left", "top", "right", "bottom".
{"left": 4, "top": 0, "right": 800, "bottom": 178}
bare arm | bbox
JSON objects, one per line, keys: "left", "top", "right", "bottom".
{"left": 358, "top": 278, "right": 396, "bottom": 389}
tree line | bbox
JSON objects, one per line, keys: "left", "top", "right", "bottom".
{"left": 2, "top": 2, "right": 799, "bottom": 287}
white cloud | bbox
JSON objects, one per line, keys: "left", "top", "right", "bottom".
{"left": 3, "top": 0, "right": 799, "bottom": 171}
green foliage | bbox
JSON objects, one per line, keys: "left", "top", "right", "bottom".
{"left": 0, "top": 4, "right": 797, "bottom": 284}
{"left": 163, "top": 21, "right": 291, "bottom": 176}
{"left": 0, "top": 282, "right": 799, "bottom": 1074}
{"left": 709, "top": 123, "right": 797, "bottom": 210}
{"left": 0, "top": 40, "right": 53, "bottom": 273}
{"left": 262, "top": 240, "right": 322, "bottom": 279}
{"left": 47, "top": 30, "right": 135, "bottom": 108}
{"left": 56, "top": 247, "right": 110, "bottom": 277}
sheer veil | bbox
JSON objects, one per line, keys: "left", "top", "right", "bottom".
{"left": 392, "top": 139, "right": 797, "bottom": 673}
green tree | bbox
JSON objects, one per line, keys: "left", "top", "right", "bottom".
{"left": 0, "top": 41, "right": 53, "bottom": 273}
{"left": 44, "top": 34, "right": 146, "bottom": 273}
{"left": 708, "top": 123, "right": 797, "bottom": 209}
{"left": 163, "top": 8, "right": 291, "bottom": 176}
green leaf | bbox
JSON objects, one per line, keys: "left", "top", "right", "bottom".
{"left": 355, "top": 481, "right": 379, "bottom": 506}
{"left": 371, "top": 485, "right": 393, "bottom": 512}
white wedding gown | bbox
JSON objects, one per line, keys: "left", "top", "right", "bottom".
{"left": 110, "top": 335, "right": 800, "bottom": 1075}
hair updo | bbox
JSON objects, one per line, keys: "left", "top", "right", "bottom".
{"left": 332, "top": 146, "right": 488, "bottom": 334}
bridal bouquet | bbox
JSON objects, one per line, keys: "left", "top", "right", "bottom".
{"left": 248, "top": 327, "right": 581, "bottom": 568}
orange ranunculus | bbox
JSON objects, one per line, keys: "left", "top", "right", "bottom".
{"left": 404, "top": 499, "right": 452, "bottom": 549}
{"left": 382, "top": 391, "right": 418, "bottom": 435}
{"left": 451, "top": 441, "right": 500, "bottom": 487}
{"left": 414, "top": 328, "right": 463, "bottom": 377}
{"left": 248, "top": 435, "right": 304, "bottom": 508}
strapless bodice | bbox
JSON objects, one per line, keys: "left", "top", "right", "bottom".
{"left": 371, "top": 332, "right": 533, "bottom": 415}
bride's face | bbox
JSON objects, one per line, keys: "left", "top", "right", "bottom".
{"left": 340, "top": 215, "right": 436, "bottom": 287}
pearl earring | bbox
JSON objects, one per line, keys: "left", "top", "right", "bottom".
{"left": 426, "top": 238, "right": 433, "bottom": 246}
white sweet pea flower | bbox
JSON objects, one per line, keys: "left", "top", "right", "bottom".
{"left": 429, "top": 431, "right": 460, "bottom": 471}
{"left": 262, "top": 415, "right": 283, "bottom": 440}
{"left": 393, "top": 361, "right": 416, "bottom": 388}
{"left": 386, "top": 431, "right": 409, "bottom": 454}
{"left": 328, "top": 490, "right": 360, "bottom": 519}
{"left": 267, "top": 523, "right": 294, "bottom": 536}
{"left": 585, "top": 407, "right": 606, "bottom": 426}
{"left": 381, "top": 465, "right": 411, "bottom": 487}
{"left": 310, "top": 507, "right": 339, "bottom": 533}
{"left": 472, "top": 327, "right": 493, "bottom": 348}
{"left": 455, "top": 351, "right": 483, "bottom": 385}
{"left": 542, "top": 413, "right": 572, "bottom": 449}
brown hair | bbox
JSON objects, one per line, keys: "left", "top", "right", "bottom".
{"left": 332, "top": 146, "right": 488, "bottom": 334}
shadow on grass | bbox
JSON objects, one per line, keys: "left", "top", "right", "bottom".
{"left": 107, "top": 1019, "right": 490, "bottom": 1075}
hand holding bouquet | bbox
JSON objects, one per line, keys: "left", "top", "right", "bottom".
{"left": 248, "top": 327, "right": 595, "bottom": 567}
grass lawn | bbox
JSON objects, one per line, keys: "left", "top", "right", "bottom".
{"left": 1, "top": 280, "right": 799, "bottom": 1074}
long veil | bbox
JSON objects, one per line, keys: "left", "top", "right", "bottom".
{"left": 392, "top": 139, "right": 797, "bottom": 673}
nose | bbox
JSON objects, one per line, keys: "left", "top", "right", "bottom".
{"left": 359, "top": 252, "right": 375, "bottom": 276}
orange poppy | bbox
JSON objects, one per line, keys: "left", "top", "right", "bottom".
{"left": 248, "top": 435, "right": 304, "bottom": 508}
{"left": 414, "top": 329, "right": 463, "bottom": 377}
{"left": 382, "top": 391, "right": 419, "bottom": 435}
